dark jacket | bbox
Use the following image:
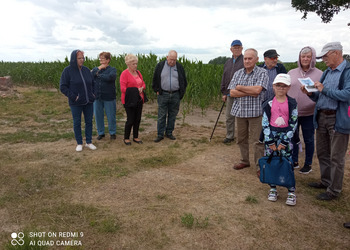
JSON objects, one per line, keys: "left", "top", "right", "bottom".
{"left": 260, "top": 95, "right": 300, "bottom": 146}
{"left": 91, "top": 66, "right": 117, "bottom": 101}
{"left": 220, "top": 54, "right": 244, "bottom": 95}
{"left": 124, "top": 87, "right": 141, "bottom": 108}
{"left": 258, "top": 62, "right": 287, "bottom": 74}
{"left": 60, "top": 50, "right": 95, "bottom": 106}
{"left": 152, "top": 60, "right": 188, "bottom": 100}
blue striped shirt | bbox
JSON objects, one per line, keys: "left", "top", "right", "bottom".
{"left": 228, "top": 66, "right": 269, "bottom": 118}
{"left": 316, "top": 60, "right": 347, "bottom": 110}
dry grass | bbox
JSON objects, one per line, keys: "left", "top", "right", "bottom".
{"left": 0, "top": 85, "right": 350, "bottom": 249}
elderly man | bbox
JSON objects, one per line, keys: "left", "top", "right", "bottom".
{"left": 302, "top": 42, "right": 350, "bottom": 201}
{"left": 228, "top": 48, "right": 269, "bottom": 170}
{"left": 259, "top": 49, "right": 287, "bottom": 101}
{"left": 152, "top": 50, "right": 188, "bottom": 142}
{"left": 220, "top": 39, "right": 244, "bottom": 144}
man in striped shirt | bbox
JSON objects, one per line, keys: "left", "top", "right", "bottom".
{"left": 228, "top": 48, "right": 269, "bottom": 170}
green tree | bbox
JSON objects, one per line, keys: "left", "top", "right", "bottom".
{"left": 291, "top": 0, "right": 350, "bottom": 23}
{"left": 208, "top": 56, "right": 230, "bottom": 65}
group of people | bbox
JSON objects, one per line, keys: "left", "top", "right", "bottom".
{"left": 60, "top": 42, "right": 349, "bottom": 224}
{"left": 59, "top": 49, "right": 187, "bottom": 150}
{"left": 222, "top": 40, "right": 350, "bottom": 213}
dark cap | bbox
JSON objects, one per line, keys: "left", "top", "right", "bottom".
{"left": 231, "top": 40, "right": 242, "bottom": 47}
{"left": 264, "top": 49, "right": 279, "bottom": 58}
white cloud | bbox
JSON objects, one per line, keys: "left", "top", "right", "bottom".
{"left": 0, "top": 0, "right": 349, "bottom": 63}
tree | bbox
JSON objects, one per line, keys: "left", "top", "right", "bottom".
{"left": 292, "top": 0, "right": 350, "bottom": 23}
{"left": 208, "top": 56, "right": 230, "bottom": 65}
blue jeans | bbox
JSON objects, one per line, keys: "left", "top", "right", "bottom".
{"left": 94, "top": 99, "right": 116, "bottom": 135}
{"left": 157, "top": 91, "right": 180, "bottom": 137}
{"left": 70, "top": 103, "right": 93, "bottom": 145}
{"left": 292, "top": 115, "right": 315, "bottom": 166}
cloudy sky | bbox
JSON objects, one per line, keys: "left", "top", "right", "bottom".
{"left": 1, "top": 0, "right": 349, "bottom": 63}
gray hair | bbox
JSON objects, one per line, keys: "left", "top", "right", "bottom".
{"left": 245, "top": 48, "right": 258, "bottom": 58}
{"left": 300, "top": 47, "right": 312, "bottom": 55}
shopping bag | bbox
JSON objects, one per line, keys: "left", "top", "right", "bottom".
{"left": 258, "top": 151, "right": 295, "bottom": 188}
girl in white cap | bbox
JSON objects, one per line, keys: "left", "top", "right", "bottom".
{"left": 261, "top": 73, "right": 298, "bottom": 206}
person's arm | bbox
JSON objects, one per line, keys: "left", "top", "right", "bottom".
{"left": 236, "top": 85, "right": 263, "bottom": 96}
{"left": 99, "top": 67, "right": 117, "bottom": 82}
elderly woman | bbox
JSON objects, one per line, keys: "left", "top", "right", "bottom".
{"left": 60, "top": 50, "right": 97, "bottom": 152}
{"left": 91, "top": 52, "right": 117, "bottom": 140}
{"left": 119, "top": 54, "right": 146, "bottom": 145}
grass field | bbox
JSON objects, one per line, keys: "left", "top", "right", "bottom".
{"left": 0, "top": 85, "right": 349, "bottom": 249}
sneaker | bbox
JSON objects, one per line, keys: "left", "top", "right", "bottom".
{"left": 293, "top": 162, "right": 299, "bottom": 169}
{"left": 286, "top": 192, "right": 296, "bottom": 206}
{"left": 85, "top": 143, "right": 97, "bottom": 150}
{"left": 299, "top": 165, "right": 312, "bottom": 174}
{"left": 268, "top": 188, "right": 278, "bottom": 202}
{"left": 76, "top": 144, "right": 83, "bottom": 152}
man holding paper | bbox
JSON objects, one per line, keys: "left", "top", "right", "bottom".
{"left": 288, "top": 46, "right": 323, "bottom": 174}
{"left": 301, "top": 42, "right": 350, "bottom": 201}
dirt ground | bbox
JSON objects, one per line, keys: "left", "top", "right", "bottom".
{"left": 1, "top": 86, "right": 350, "bottom": 249}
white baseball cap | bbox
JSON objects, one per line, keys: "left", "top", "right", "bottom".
{"left": 273, "top": 73, "right": 291, "bottom": 86}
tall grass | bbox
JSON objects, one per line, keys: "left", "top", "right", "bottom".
{"left": 0, "top": 54, "right": 326, "bottom": 111}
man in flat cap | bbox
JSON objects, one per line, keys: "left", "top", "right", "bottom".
{"left": 302, "top": 42, "right": 350, "bottom": 201}
{"left": 220, "top": 39, "right": 244, "bottom": 143}
{"left": 259, "top": 49, "right": 287, "bottom": 102}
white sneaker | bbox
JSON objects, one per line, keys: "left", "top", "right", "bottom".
{"left": 85, "top": 143, "right": 97, "bottom": 150}
{"left": 286, "top": 192, "right": 296, "bottom": 206}
{"left": 268, "top": 188, "right": 278, "bottom": 202}
{"left": 76, "top": 144, "right": 83, "bottom": 152}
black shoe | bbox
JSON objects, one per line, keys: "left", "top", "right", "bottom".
{"left": 133, "top": 139, "right": 143, "bottom": 144}
{"left": 293, "top": 162, "right": 299, "bottom": 169}
{"left": 344, "top": 222, "right": 350, "bottom": 229}
{"left": 308, "top": 182, "right": 327, "bottom": 189}
{"left": 166, "top": 134, "right": 176, "bottom": 140}
{"left": 299, "top": 165, "right": 312, "bottom": 174}
{"left": 110, "top": 134, "right": 116, "bottom": 140}
{"left": 97, "top": 134, "right": 105, "bottom": 140}
{"left": 223, "top": 138, "right": 234, "bottom": 144}
{"left": 123, "top": 139, "right": 131, "bottom": 145}
{"left": 154, "top": 136, "right": 164, "bottom": 143}
{"left": 317, "top": 191, "right": 337, "bottom": 201}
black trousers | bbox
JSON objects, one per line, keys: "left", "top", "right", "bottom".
{"left": 124, "top": 101, "right": 143, "bottom": 139}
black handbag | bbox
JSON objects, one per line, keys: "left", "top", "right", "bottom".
{"left": 258, "top": 151, "right": 295, "bottom": 188}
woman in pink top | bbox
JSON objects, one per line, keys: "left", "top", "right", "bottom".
{"left": 120, "top": 54, "right": 146, "bottom": 145}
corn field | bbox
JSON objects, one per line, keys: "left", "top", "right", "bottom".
{"left": 0, "top": 54, "right": 327, "bottom": 112}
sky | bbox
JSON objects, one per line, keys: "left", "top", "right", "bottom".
{"left": 1, "top": 0, "right": 349, "bottom": 63}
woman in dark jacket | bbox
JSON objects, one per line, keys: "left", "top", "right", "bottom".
{"left": 92, "top": 52, "right": 117, "bottom": 140}
{"left": 60, "top": 49, "right": 96, "bottom": 152}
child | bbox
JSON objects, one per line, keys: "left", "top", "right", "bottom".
{"left": 262, "top": 74, "right": 298, "bottom": 206}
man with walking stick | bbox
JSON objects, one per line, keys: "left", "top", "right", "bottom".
{"left": 228, "top": 48, "right": 268, "bottom": 170}
{"left": 220, "top": 39, "right": 244, "bottom": 143}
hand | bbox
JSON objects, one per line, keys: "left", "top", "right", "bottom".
{"left": 314, "top": 81, "right": 324, "bottom": 92}
{"left": 138, "top": 87, "right": 143, "bottom": 93}
{"left": 222, "top": 95, "right": 227, "bottom": 102}
{"left": 98, "top": 64, "right": 108, "bottom": 70}
{"left": 300, "top": 85, "right": 312, "bottom": 96}
{"left": 277, "top": 144, "right": 286, "bottom": 151}
{"left": 269, "top": 144, "right": 277, "bottom": 151}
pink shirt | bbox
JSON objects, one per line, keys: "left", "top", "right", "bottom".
{"left": 270, "top": 97, "right": 289, "bottom": 128}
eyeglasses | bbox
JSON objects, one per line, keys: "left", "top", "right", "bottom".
{"left": 274, "top": 84, "right": 289, "bottom": 89}
{"left": 269, "top": 57, "right": 278, "bottom": 60}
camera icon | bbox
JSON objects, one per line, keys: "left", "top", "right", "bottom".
{"left": 11, "top": 232, "right": 25, "bottom": 246}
